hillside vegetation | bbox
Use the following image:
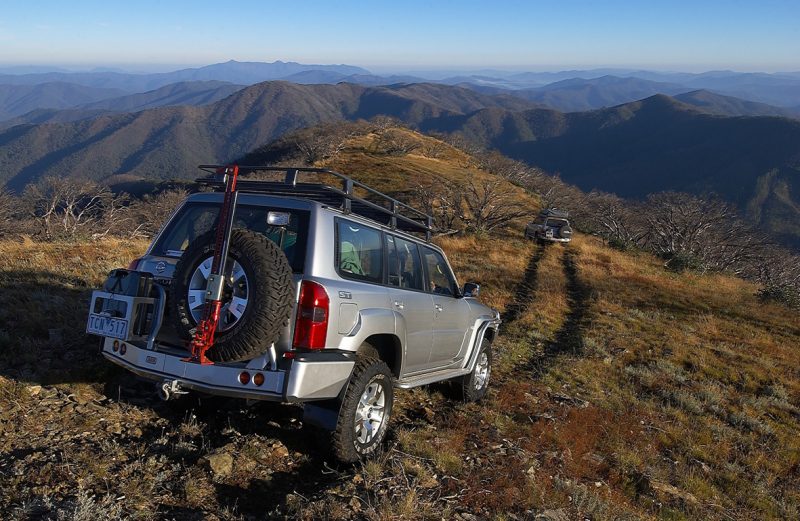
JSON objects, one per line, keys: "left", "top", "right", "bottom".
{"left": 1, "top": 80, "right": 798, "bottom": 247}
{"left": 0, "top": 131, "right": 798, "bottom": 520}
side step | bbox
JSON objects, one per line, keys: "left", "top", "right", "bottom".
{"left": 395, "top": 367, "right": 469, "bottom": 389}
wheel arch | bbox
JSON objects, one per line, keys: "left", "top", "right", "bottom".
{"left": 359, "top": 334, "right": 402, "bottom": 379}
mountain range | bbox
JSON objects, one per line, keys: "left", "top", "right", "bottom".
{"left": 2, "top": 61, "right": 800, "bottom": 123}
{"left": 0, "top": 82, "right": 532, "bottom": 191}
{"left": 423, "top": 94, "right": 800, "bottom": 246}
{"left": 0, "top": 60, "right": 369, "bottom": 91}
{"left": 0, "top": 69, "right": 798, "bottom": 247}
{"left": 0, "top": 81, "right": 247, "bottom": 129}
{"left": 0, "top": 82, "right": 127, "bottom": 120}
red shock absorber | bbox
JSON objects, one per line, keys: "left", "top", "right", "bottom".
{"left": 183, "top": 164, "right": 240, "bottom": 365}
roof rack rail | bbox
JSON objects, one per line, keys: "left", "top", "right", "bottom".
{"left": 538, "top": 207, "right": 569, "bottom": 219}
{"left": 195, "top": 165, "right": 433, "bottom": 240}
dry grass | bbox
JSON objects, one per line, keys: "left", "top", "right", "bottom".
{"left": 0, "top": 141, "right": 798, "bottom": 518}
{"left": 0, "top": 238, "right": 148, "bottom": 386}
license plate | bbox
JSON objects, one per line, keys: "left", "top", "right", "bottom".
{"left": 87, "top": 314, "right": 129, "bottom": 340}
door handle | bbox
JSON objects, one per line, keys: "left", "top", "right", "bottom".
{"left": 393, "top": 301, "right": 404, "bottom": 310}
{"left": 434, "top": 304, "right": 443, "bottom": 312}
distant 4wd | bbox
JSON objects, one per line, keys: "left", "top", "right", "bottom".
{"left": 525, "top": 208, "right": 572, "bottom": 244}
{"left": 87, "top": 165, "right": 500, "bottom": 462}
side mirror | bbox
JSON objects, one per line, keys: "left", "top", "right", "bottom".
{"left": 463, "top": 282, "right": 480, "bottom": 298}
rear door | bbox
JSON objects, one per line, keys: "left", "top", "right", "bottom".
{"left": 421, "top": 246, "right": 471, "bottom": 367}
{"left": 385, "top": 235, "right": 433, "bottom": 375}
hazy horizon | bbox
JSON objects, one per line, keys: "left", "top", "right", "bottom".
{"left": 0, "top": 60, "right": 797, "bottom": 77}
{"left": 1, "top": 1, "right": 797, "bottom": 73}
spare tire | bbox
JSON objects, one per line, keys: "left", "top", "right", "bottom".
{"left": 560, "top": 226, "right": 572, "bottom": 239}
{"left": 169, "top": 229, "right": 295, "bottom": 362}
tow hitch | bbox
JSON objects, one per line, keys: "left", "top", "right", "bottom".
{"left": 157, "top": 379, "right": 188, "bottom": 401}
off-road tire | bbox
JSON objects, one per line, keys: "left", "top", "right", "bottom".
{"left": 456, "top": 338, "right": 492, "bottom": 402}
{"left": 332, "top": 357, "right": 394, "bottom": 463}
{"left": 169, "top": 229, "right": 294, "bottom": 362}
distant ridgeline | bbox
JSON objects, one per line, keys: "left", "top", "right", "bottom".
{"left": 0, "top": 80, "right": 798, "bottom": 247}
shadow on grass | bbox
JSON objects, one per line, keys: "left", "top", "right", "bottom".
{"left": 0, "top": 268, "right": 113, "bottom": 386}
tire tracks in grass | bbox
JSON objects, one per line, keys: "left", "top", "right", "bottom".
{"left": 530, "top": 247, "right": 594, "bottom": 375}
{"left": 501, "top": 242, "right": 546, "bottom": 326}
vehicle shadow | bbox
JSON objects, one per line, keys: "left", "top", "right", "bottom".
{"left": 0, "top": 268, "right": 113, "bottom": 387}
{"left": 501, "top": 243, "right": 546, "bottom": 326}
{"left": 131, "top": 388, "right": 350, "bottom": 517}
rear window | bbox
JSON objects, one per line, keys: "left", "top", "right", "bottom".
{"left": 546, "top": 219, "right": 568, "bottom": 227}
{"left": 152, "top": 202, "right": 309, "bottom": 272}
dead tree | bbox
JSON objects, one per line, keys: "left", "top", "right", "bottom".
{"left": 584, "top": 192, "right": 648, "bottom": 247}
{"left": 461, "top": 179, "right": 529, "bottom": 233}
{"left": 642, "top": 192, "right": 764, "bottom": 272}
{"left": 24, "top": 177, "right": 103, "bottom": 238}
{"left": 411, "top": 181, "right": 464, "bottom": 235}
{"left": 375, "top": 129, "right": 422, "bottom": 156}
{"left": 130, "top": 188, "right": 189, "bottom": 238}
{"left": 293, "top": 124, "right": 353, "bottom": 165}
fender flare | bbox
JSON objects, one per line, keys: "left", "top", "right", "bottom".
{"left": 462, "top": 317, "right": 500, "bottom": 373}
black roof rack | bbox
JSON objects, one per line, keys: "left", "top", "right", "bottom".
{"left": 195, "top": 165, "right": 433, "bottom": 240}
{"left": 538, "top": 208, "right": 569, "bottom": 219}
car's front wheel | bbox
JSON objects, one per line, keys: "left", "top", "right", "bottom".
{"left": 457, "top": 338, "right": 492, "bottom": 402}
{"left": 332, "top": 358, "right": 394, "bottom": 462}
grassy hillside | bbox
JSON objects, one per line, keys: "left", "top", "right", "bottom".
{"left": 0, "top": 134, "right": 798, "bottom": 519}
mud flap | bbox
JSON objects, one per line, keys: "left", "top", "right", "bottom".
{"left": 303, "top": 400, "right": 340, "bottom": 431}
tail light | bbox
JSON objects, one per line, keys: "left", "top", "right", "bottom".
{"left": 127, "top": 257, "right": 144, "bottom": 271}
{"left": 292, "top": 280, "right": 329, "bottom": 350}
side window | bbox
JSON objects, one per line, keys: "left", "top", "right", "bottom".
{"left": 386, "top": 235, "right": 424, "bottom": 291}
{"left": 337, "top": 219, "right": 383, "bottom": 283}
{"left": 422, "top": 247, "right": 458, "bottom": 297}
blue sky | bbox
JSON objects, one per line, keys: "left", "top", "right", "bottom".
{"left": 0, "top": 0, "right": 798, "bottom": 72}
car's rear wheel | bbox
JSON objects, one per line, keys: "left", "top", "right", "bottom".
{"left": 169, "top": 229, "right": 294, "bottom": 362}
{"left": 332, "top": 357, "right": 394, "bottom": 462}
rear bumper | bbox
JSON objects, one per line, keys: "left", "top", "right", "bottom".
{"left": 100, "top": 338, "right": 354, "bottom": 402}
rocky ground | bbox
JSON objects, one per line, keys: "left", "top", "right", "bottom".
{"left": 1, "top": 233, "right": 798, "bottom": 520}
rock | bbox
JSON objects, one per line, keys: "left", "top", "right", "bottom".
{"left": 535, "top": 509, "right": 569, "bottom": 521}
{"left": 651, "top": 481, "right": 699, "bottom": 504}
{"left": 271, "top": 442, "right": 289, "bottom": 458}
{"left": 205, "top": 452, "right": 234, "bottom": 478}
{"left": 27, "top": 385, "right": 43, "bottom": 396}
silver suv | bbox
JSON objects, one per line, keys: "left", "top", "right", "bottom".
{"left": 88, "top": 166, "right": 500, "bottom": 461}
{"left": 525, "top": 208, "right": 572, "bottom": 244}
